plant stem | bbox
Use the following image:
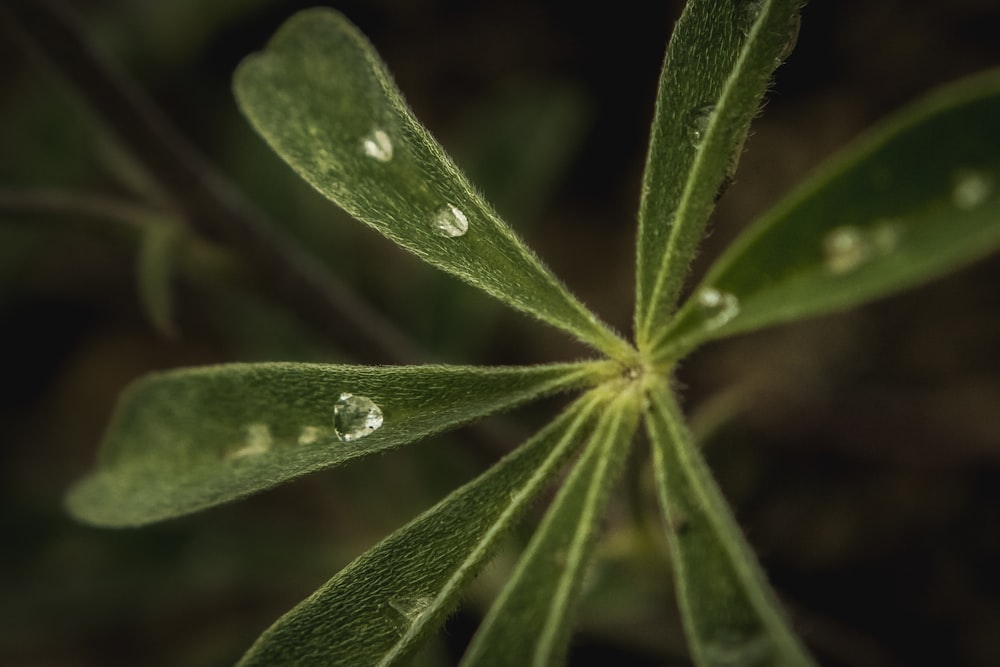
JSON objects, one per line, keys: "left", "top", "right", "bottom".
{"left": 1, "top": 0, "right": 423, "bottom": 365}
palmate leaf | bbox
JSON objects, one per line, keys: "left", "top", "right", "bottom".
{"left": 646, "top": 383, "right": 813, "bottom": 667}
{"left": 652, "top": 69, "right": 1000, "bottom": 361}
{"left": 461, "top": 388, "right": 641, "bottom": 666}
{"left": 238, "top": 391, "right": 604, "bottom": 667}
{"left": 233, "top": 8, "right": 631, "bottom": 360}
{"left": 634, "top": 0, "right": 803, "bottom": 348}
{"left": 67, "top": 361, "right": 611, "bottom": 527}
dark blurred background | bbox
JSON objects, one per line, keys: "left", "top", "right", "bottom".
{"left": 2, "top": 1, "right": 999, "bottom": 665}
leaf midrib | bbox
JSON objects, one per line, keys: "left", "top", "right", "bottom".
{"left": 638, "top": 1, "right": 778, "bottom": 349}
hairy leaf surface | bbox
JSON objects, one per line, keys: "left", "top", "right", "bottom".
{"left": 234, "top": 8, "right": 630, "bottom": 359}
{"left": 654, "top": 70, "right": 1000, "bottom": 360}
{"left": 646, "top": 384, "right": 814, "bottom": 667}
{"left": 461, "top": 389, "right": 640, "bottom": 666}
{"left": 67, "top": 361, "right": 608, "bottom": 526}
{"left": 238, "top": 392, "right": 604, "bottom": 666}
{"left": 635, "top": 0, "right": 803, "bottom": 347}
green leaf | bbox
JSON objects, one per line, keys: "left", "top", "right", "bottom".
{"left": 238, "top": 391, "right": 605, "bottom": 667}
{"left": 646, "top": 383, "right": 813, "bottom": 667}
{"left": 233, "top": 8, "right": 631, "bottom": 360}
{"left": 136, "top": 222, "right": 179, "bottom": 338}
{"left": 66, "top": 361, "right": 612, "bottom": 527}
{"left": 635, "top": 0, "right": 803, "bottom": 348}
{"left": 461, "top": 387, "right": 641, "bottom": 666}
{"left": 653, "top": 69, "right": 1000, "bottom": 362}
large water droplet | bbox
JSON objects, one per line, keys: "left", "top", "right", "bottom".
{"left": 333, "top": 393, "right": 383, "bottom": 442}
{"left": 361, "top": 128, "right": 393, "bottom": 162}
{"left": 951, "top": 169, "right": 994, "bottom": 210}
{"left": 696, "top": 286, "right": 740, "bottom": 330}
{"left": 823, "top": 221, "right": 900, "bottom": 275}
{"left": 687, "top": 105, "right": 716, "bottom": 147}
{"left": 229, "top": 422, "right": 272, "bottom": 459}
{"left": 430, "top": 204, "right": 469, "bottom": 238}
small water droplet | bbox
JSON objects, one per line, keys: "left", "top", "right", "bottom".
{"left": 823, "top": 226, "right": 867, "bottom": 274}
{"left": 696, "top": 287, "right": 740, "bottom": 330}
{"left": 739, "top": 1, "right": 765, "bottom": 34}
{"left": 333, "top": 393, "right": 383, "bottom": 442}
{"left": 823, "top": 221, "right": 901, "bottom": 275}
{"left": 361, "top": 128, "right": 393, "bottom": 162}
{"left": 297, "top": 426, "right": 321, "bottom": 446}
{"left": 430, "top": 204, "right": 469, "bottom": 238}
{"left": 775, "top": 12, "right": 801, "bottom": 65}
{"left": 229, "top": 422, "right": 272, "bottom": 459}
{"left": 384, "top": 596, "right": 434, "bottom": 631}
{"left": 951, "top": 169, "right": 994, "bottom": 210}
{"left": 687, "top": 105, "right": 715, "bottom": 147}
{"left": 668, "top": 510, "right": 689, "bottom": 534}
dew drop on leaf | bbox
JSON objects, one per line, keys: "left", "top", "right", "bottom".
{"left": 229, "top": 422, "right": 273, "bottom": 459}
{"left": 739, "top": 0, "right": 765, "bottom": 35}
{"left": 951, "top": 169, "right": 995, "bottom": 210}
{"left": 361, "top": 128, "right": 393, "bottom": 162}
{"left": 823, "top": 221, "right": 901, "bottom": 275}
{"left": 668, "top": 510, "right": 690, "bottom": 534}
{"left": 430, "top": 204, "right": 469, "bottom": 238}
{"left": 384, "top": 596, "right": 434, "bottom": 632}
{"left": 687, "top": 105, "right": 716, "bottom": 147}
{"left": 696, "top": 286, "right": 740, "bottom": 329}
{"left": 333, "top": 393, "right": 384, "bottom": 442}
{"left": 775, "top": 11, "right": 801, "bottom": 65}
{"left": 297, "top": 425, "right": 321, "bottom": 445}
{"left": 822, "top": 225, "right": 867, "bottom": 274}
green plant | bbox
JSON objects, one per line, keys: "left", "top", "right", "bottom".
{"left": 55, "top": 0, "right": 1000, "bottom": 665}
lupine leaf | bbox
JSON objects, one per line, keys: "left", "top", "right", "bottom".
{"left": 653, "top": 69, "right": 1000, "bottom": 361}
{"left": 67, "top": 361, "right": 611, "bottom": 527}
{"left": 233, "top": 8, "right": 631, "bottom": 359}
{"left": 136, "top": 223, "right": 178, "bottom": 338}
{"left": 238, "top": 392, "right": 604, "bottom": 667}
{"left": 461, "top": 387, "right": 641, "bottom": 666}
{"left": 635, "top": 0, "right": 803, "bottom": 348}
{"left": 646, "top": 383, "right": 813, "bottom": 667}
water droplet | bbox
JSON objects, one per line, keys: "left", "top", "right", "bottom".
{"left": 823, "top": 221, "right": 901, "bottom": 275}
{"left": 430, "top": 204, "right": 469, "bottom": 238}
{"left": 229, "top": 423, "right": 272, "bottom": 459}
{"left": 384, "top": 596, "right": 434, "bottom": 631}
{"left": 668, "top": 510, "right": 689, "bottom": 534}
{"left": 822, "top": 226, "right": 867, "bottom": 274}
{"left": 297, "top": 426, "right": 321, "bottom": 446}
{"left": 687, "top": 105, "right": 715, "bottom": 147}
{"left": 951, "top": 169, "right": 994, "bottom": 210}
{"left": 333, "top": 393, "right": 383, "bottom": 442}
{"left": 739, "top": 1, "right": 765, "bottom": 34}
{"left": 775, "top": 12, "right": 801, "bottom": 65}
{"left": 696, "top": 287, "right": 740, "bottom": 330}
{"left": 361, "top": 128, "right": 393, "bottom": 162}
